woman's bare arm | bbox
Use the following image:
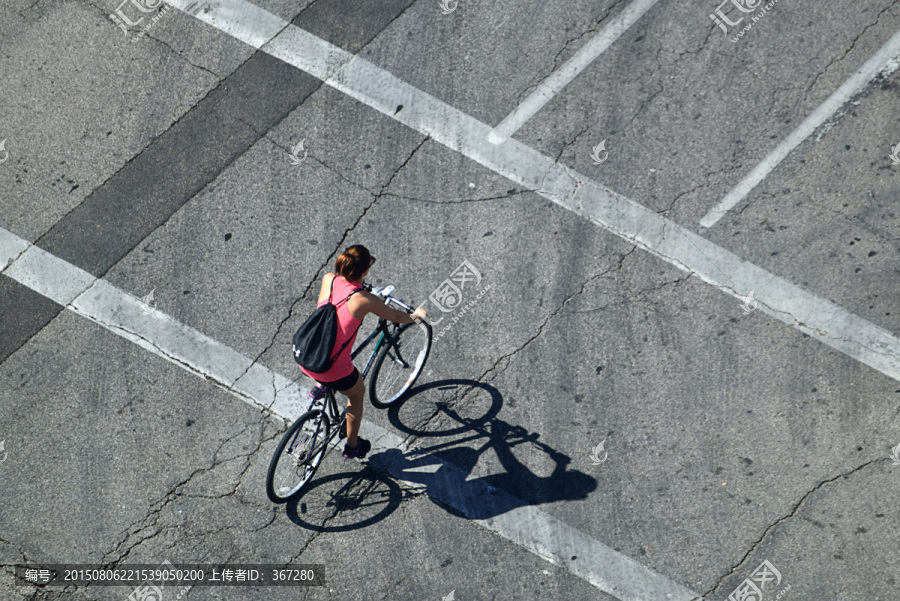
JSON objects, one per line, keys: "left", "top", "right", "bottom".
{"left": 317, "top": 273, "right": 336, "bottom": 304}
{"left": 353, "top": 292, "right": 425, "bottom": 324}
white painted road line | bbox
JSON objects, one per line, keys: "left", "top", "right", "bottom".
{"left": 183, "top": 3, "right": 900, "bottom": 386}
{"left": 0, "top": 222, "right": 699, "bottom": 601}
{"left": 369, "top": 444, "right": 699, "bottom": 601}
{"left": 175, "top": 0, "right": 287, "bottom": 46}
{"left": 0, "top": 228, "right": 30, "bottom": 272}
{"left": 172, "top": 0, "right": 900, "bottom": 597}
{"left": 5, "top": 244, "right": 95, "bottom": 306}
{"left": 486, "top": 0, "right": 663, "bottom": 145}
{"left": 76, "top": 278, "right": 307, "bottom": 417}
{"left": 700, "top": 27, "right": 900, "bottom": 228}
{"left": 0, "top": 227, "right": 304, "bottom": 417}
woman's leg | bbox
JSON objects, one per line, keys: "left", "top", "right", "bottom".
{"left": 340, "top": 373, "right": 365, "bottom": 447}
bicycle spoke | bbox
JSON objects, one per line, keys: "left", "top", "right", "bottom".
{"left": 370, "top": 322, "right": 431, "bottom": 408}
{"left": 390, "top": 348, "right": 410, "bottom": 368}
{"left": 266, "top": 410, "right": 332, "bottom": 502}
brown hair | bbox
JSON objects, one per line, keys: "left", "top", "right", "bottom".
{"left": 334, "top": 245, "right": 372, "bottom": 282}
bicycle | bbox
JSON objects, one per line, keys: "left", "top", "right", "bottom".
{"left": 266, "top": 283, "right": 433, "bottom": 503}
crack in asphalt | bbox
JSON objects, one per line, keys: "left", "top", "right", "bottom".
{"left": 473, "top": 246, "right": 638, "bottom": 385}
{"left": 46, "top": 1, "right": 250, "bottom": 240}
{"left": 384, "top": 189, "right": 533, "bottom": 205}
{"left": 0, "top": 534, "right": 30, "bottom": 564}
{"left": 592, "top": 220, "right": 846, "bottom": 342}
{"left": 99, "top": 419, "right": 275, "bottom": 568}
{"left": 144, "top": 31, "right": 223, "bottom": 80}
{"left": 12, "top": 0, "right": 68, "bottom": 21}
{"left": 227, "top": 136, "right": 430, "bottom": 399}
{"left": 1, "top": 240, "right": 32, "bottom": 275}
{"left": 267, "top": 137, "right": 384, "bottom": 196}
{"left": 398, "top": 245, "right": 639, "bottom": 449}
{"left": 513, "top": 0, "right": 627, "bottom": 106}
{"left": 300, "top": 134, "right": 430, "bottom": 301}
{"left": 805, "top": 1, "right": 900, "bottom": 98}
{"left": 660, "top": 164, "right": 743, "bottom": 218}
{"left": 267, "top": 131, "right": 527, "bottom": 207}
{"left": 628, "top": 272, "right": 693, "bottom": 306}
{"left": 626, "top": 25, "right": 716, "bottom": 129}
{"left": 699, "top": 457, "right": 885, "bottom": 601}
{"left": 292, "top": 0, "right": 324, "bottom": 22}
{"left": 556, "top": 124, "right": 591, "bottom": 164}
{"left": 81, "top": 308, "right": 271, "bottom": 412}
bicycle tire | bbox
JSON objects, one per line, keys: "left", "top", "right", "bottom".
{"left": 369, "top": 320, "right": 432, "bottom": 408}
{"left": 266, "top": 409, "right": 331, "bottom": 503}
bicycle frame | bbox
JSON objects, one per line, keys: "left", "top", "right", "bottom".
{"left": 291, "top": 305, "right": 410, "bottom": 454}
{"left": 267, "top": 284, "right": 427, "bottom": 503}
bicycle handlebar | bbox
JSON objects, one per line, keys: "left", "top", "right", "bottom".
{"left": 387, "top": 297, "right": 413, "bottom": 312}
{"left": 362, "top": 283, "right": 414, "bottom": 313}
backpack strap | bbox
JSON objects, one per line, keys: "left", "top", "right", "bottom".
{"left": 329, "top": 276, "right": 363, "bottom": 307}
{"left": 333, "top": 279, "right": 363, "bottom": 307}
{"left": 328, "top": 283, "right": 364, "bottom": 363}
{"left": 334, "top": 288, "right": 360, "bottom": 307}
{"left": 329, "top": 323, "right": 360, "bottom": 364}
{"left": 327, "top": 275, "right": 337, "bottom": 304}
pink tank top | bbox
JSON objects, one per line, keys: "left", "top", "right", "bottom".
{"left": 299, "top": 276, "right": 363, "bottom": 382}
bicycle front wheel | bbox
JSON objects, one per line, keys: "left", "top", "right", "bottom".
{"left": 266, "top": 409, "right": 331, "bottom": 503}
{"left": 369, "top": 321, "right": 432, "bottom": 408}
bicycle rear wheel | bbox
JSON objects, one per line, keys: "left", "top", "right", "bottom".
{"left": 266, "top": 409, "right": 331, "bottom": 503}
{"left": 369, "top": 321, "right": 432, "bottom": 408}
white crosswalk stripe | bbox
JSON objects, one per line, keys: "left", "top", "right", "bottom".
{"left": 0, "top": 223, "right": 699, "bottom": 601}
{"left": 700, "top": 27, "right": 900, "bottom": 227}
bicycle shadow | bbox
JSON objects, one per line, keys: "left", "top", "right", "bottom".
{"left": 367, "top": 379, "right": 597, "bottom": 520}
{"left": 282, "top": 379, "right": 596, "bottom": 530}
{"left": 283, "top": 466, "right": 422, "bottom": 532}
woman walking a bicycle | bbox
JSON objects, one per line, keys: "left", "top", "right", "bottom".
{"left": 300, "top": 245, "right": 427, "bottom": 459}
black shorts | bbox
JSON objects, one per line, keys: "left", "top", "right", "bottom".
{"left": 317, "top": 367, "right": 360, "bottom": 392}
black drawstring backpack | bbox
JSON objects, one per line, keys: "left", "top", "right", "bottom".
{"left": 292, "top": 279, "right": 362, "bottom": 373}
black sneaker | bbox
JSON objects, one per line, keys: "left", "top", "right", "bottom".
{"left": 342, "top": 437, "right": 371, "bottom": 459}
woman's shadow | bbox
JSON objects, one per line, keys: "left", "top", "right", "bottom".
{"left": 366, "top": 379, "right": 597, "bottom": 520}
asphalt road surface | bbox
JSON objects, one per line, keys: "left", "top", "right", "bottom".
{"left": 2, "top": 0, "right": 900, "bottom": 600}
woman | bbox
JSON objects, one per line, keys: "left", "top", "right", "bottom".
{"left": 300, "top": 245, "right": 427, "bottom": 459}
